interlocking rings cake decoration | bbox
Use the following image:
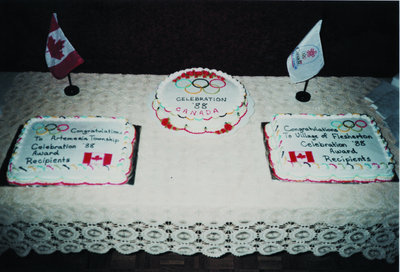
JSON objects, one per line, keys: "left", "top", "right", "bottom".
{"left": 175, "top": 77, "right": 227, "bottom": 95}
{"left": 32, "top": 123, "right": 70, "bottom": 135}
{"left": 330, "top": 119, "right": 368, "bottom": 133}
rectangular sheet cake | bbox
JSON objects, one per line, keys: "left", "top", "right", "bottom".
{"left": 264, "top": 113, "right": 395, "bottom": 183}
{"left": 7, "top": 116, "right": 136, "bottom": 186}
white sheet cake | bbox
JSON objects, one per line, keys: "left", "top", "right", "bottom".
{"left": 7, "top": 116, "right": 136, "bottom": 186}
{"left": 265, "top": 113, "right": 395, "bottom": 183}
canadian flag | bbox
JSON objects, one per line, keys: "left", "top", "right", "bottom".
{"left": 83, "top": 153, "right": 113, "bottom": 166}
{"left": 288, "top": 151, "right": 315, "bottom": 163}
{"left": 45, "top": 13, "right": 84, "bottom": 79}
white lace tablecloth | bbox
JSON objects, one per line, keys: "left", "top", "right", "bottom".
{"left": 0, "top": 73, "right": 398, "bottom": 262}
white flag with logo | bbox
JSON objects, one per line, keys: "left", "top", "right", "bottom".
{"left": 287, "top": 20, "right": 324, "bottom": 83}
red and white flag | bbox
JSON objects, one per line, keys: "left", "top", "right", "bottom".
{"left": 83, "top": 152, "right": 113, "bottom": 166}
{"left": 288, "top": 151, "right": 315, "bottom": 163}
{"left": 45, "top": 13, "right": 84, "bottom": 79}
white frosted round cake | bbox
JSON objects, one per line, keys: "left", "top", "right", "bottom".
{"left": 264, "top": 113, "right": 395, "bottom": 183}
{"left": 7, "top": 116, "right": 136, "bottom": 186}
{"left": 152, "top": 68, "right": 251, "bottom": 134}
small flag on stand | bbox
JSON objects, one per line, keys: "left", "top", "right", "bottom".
{"left": 45, "top": 13, "right": 84, "bottom": 95}
{"left": 287, "top": 20, "right": 324, "bottom": 102}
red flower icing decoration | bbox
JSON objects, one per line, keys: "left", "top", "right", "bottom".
{"left": 224, "top": 123, "right": 233, "bottom": 131}
{"left": 161, "top": 118, "right": 169, "bottom": 126}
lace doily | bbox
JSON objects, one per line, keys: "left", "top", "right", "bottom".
{"left": 1, "top": 219, "right": 398, "bottom": 263}
{"left": 0, "top": 73, "right": 398, "bottom": 262}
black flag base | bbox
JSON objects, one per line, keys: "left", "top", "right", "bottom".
{"left": 64, "top": 73, "right": 79, "bottom": 96}
{"left": 295, "top": 80, "right": 311, "bottom": 102}
{"left": 64, "top": 85, "right": 80, "bottom": 96}
{"left": 295, "top": 90, "right": 311, "bottom": 102}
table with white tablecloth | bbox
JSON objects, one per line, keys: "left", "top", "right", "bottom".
{"left": 0, "top": 73, "right": 398, "bottom": 262}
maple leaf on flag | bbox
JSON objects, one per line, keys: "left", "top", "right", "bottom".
{"left": 47, "top": 36, "right": 65, "bottom": 60}
{"left": 45, "top": 13, "right": 84, "bottom": 80}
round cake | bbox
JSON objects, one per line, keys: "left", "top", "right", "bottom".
{"left": 151, "top": 68, "right": 250, "bottom": 134}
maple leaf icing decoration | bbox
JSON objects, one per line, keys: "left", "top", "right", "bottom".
{"left": 47, "top": 36, "right": 65, "bottom": 60}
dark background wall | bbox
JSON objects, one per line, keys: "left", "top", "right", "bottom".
{"left": 0, "top": 0, "right": 398, "bottom": 76}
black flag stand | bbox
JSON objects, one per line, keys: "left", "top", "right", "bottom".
{"left": 295, "top": 80, "right": 311, "bottom": 102}
{"left": 64, "top": 73, "right": 80, "bottom": 96}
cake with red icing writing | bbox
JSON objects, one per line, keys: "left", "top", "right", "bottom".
{"left": 152, "top": 68, "right": 250, "bottom": 134}
{"left": 264, "top": 113, "right": 395, "bottom": 183}
{"left": 7, "top": 116, "right": 136, "bottom": 186}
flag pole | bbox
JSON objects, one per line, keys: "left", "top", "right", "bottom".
{"left": 67, "top": 73, "right": 72, "bottom": 86}
{"left": 64, "top": 73, "right": 80, "bottom": 96}
{"left": 295, "top": 79, "right": 311, "bottom": 102}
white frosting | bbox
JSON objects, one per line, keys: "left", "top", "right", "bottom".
{"left": 265, "top": 114, "right": 395, "bottom": 183}
{"left": 152, "top": 68, "right": 248, "bottom": 134}
{"left": 7, "top": 116, "right": 136, "bottom": 185}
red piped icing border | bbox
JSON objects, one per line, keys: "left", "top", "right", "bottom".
{"left": 7, "top": 116, "right": 136, "bottom": 186}
{"left": 264, "top": 113, "right": 395, "bottom": 183}
{"left": 172, "top": 69, "right": 225, "bottom": 82}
